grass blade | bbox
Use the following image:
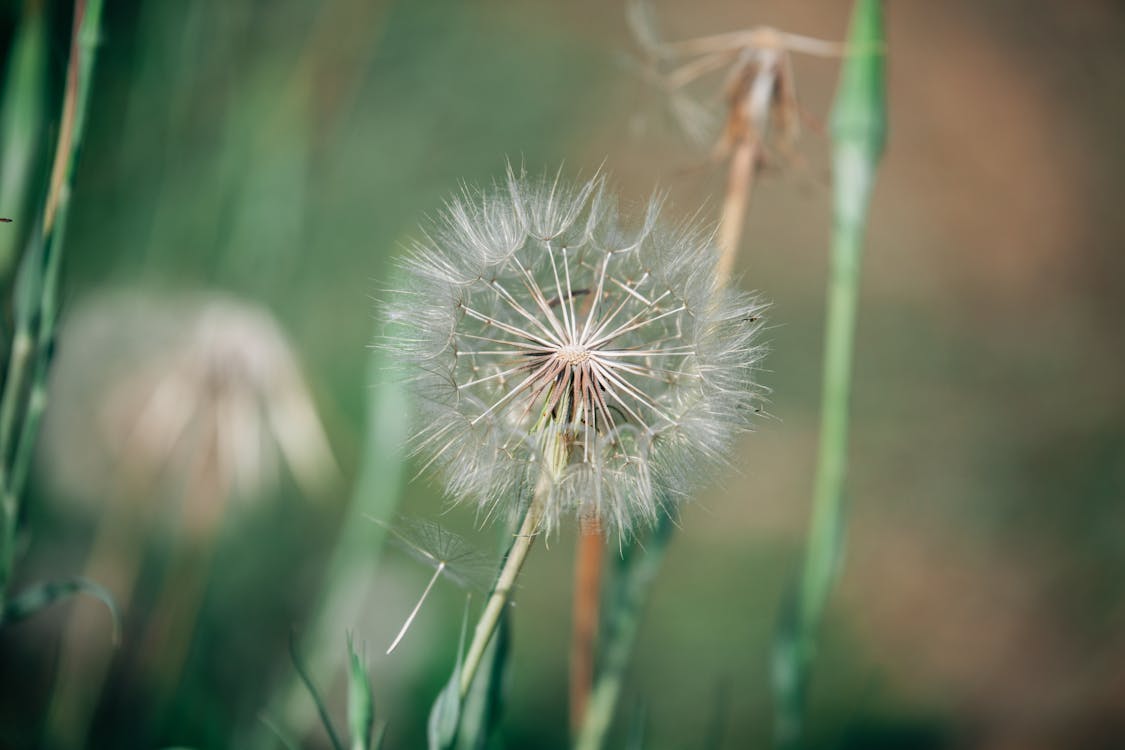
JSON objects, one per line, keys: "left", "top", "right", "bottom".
{"left": 289, "top": 631, "right": 345, "bottom": 750}
{"left": 0, "top": 0, "right": 106, "bottom": 607}
{"left": 0, "top": 4, "right": 49, "bottom": 278}
{"left": 346, "top": 635, "right": 375, "bottom": 750}
{"left": 250, "top": 345, "right": 410, "bottom": 745}
{"left": 428, "top": 597, "right": 470, "bottom": 750}
{"left": 454, "top": 608, "right": 510, "bottom": 750}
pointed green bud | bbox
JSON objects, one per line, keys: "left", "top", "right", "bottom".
{"left": 346, "top": 636, "right": 375, "bottom": 750}
{"left": 830, "top": 0, "right": 887, "bottom": 159}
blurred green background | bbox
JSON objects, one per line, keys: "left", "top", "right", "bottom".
{"left": 2, "top": 0, "right": 1124, "bottom": 748}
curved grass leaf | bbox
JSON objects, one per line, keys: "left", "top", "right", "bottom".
{"left": 289, "top": 630, "right": 345, "bottom": 750}
{"left": 347, "top": 634, "right": 375, "bottom": 750}
{"left": 455, "top": 607, "right": 510, "bottom": 750}
{"left": 428, "top": 597, "right": 470, "bottom": 750}
{"left": 0, "top": 576, "right": 120, "bottom": 643}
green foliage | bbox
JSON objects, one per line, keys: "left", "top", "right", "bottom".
{"left": 455, "top": 611, "right": 510, "bottom": 750}
{"left": 427, "top": 600, "right": 469, "bottom": 750}
{"left": 0, "top": 0, "right": 108, "bottom": 619}
{"left": 428, "top": 589, "right": 511, "bottom": 750}
{"left": 0, "top": 2, "right": 48, "bottom": 277}
{"left": 255, "top": 346, "right": 411, "bottom": 744}
{"left": 290, "top": 632, "right": 346, "bottom": 750}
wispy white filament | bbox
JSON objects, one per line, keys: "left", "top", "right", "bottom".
{"left": 386, "top": 562, "right": 444, "bottom": 655}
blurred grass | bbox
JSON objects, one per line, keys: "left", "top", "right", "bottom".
{"left": 247, "top": 347, "right": 408, "bottom": 748}
{"left": 1, "top": 0, "right": 105, "bottom": 608}
{"left": 5, "top": 0, "right": 612, "bottom": 747}
{"left": 67, "top": 0, "right": 608, "bottom": 432}
{"left": 0, "top": 0, "right": 47, "bottom": 278}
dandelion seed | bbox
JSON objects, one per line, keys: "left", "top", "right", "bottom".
{"left": 383, "top": 166, "right": 767, "bottom": 536}
{"left": 378, "top": 517, "right": 493, "bottom": 654}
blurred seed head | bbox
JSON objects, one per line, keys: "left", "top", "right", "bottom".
{"left": 383, "top": 167, "right": 767, "bottom": 536}
{"left": 627, "top": 0, "right": 842, "bottom": 163}
{"left": 40, "top": 291, "right": 339, "bottom": 537}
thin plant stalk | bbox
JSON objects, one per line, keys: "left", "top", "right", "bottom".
{"left": 574, "top": 514, "right": 673, "bottom": 750}
{"left": 775, "top": 1, "right": 886, "bottom": 745}
{"left": 0, "top": 0, "right": 104, "bottom": 607}
{"left": 458, "top": 495, "right": 543, "bottom": 699}
{"left": 0, "top": 2, "right": 48, "bottom": 278}
{"left": 455, "top": 395, "right": 572, "bottom": 703}
{"left": 569, "top": 14, "right": 781, "bottom": 739}
{"left": 569, "top": 16, "right": 777, "bottom": 738}
{"left": 569, "top": 519, "right": 603, "bottom": 733}
{"left": 569, "top": 288, "right": 605, "bottom": 735}
{"left": 716, "top": 138, "right": 759, "bottom": 281}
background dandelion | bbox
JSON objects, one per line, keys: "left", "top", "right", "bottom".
{"left": 36, "top": 290, "right": 339, "bottom": 748}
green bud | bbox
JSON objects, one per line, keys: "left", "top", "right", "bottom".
{"left": 346, "top": 636, "right": 374, "bottom": 750}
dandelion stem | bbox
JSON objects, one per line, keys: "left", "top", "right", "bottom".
{"left": 716, "top": 137, "right": 760, "bottom": 282}
{"left": 569, "top": 519, "right": 603, "bottom": 734}
{"left": 570, "top": 14, "right": 771, "bottom": 740}
{"left": 386, "top": 561, "right": 444, "bottom": 654}
{"left": 458, "top": 494, "right": 543, "bottom": 699}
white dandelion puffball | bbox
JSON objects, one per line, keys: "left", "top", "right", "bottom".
{"left": 385, "top": 168, "right": 767, "bottom": 536}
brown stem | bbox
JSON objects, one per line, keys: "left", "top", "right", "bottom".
{"left": 42, "top": 0, "right": 86, "bottom": 235}
{"left": 569, "top": 519, "right": 604, "bottom": 734}
{"left": 716, "top": 137, "right": 760, "bottom": 282}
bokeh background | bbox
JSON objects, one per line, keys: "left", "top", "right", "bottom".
{"left": 2, "top": 0, "right": 1124, "bottom": 748}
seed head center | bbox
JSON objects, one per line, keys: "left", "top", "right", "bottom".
{"left": 556, "top": 344, "right": 591, "bottom": 366}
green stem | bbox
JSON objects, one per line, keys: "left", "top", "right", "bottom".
{"left": 458, "top": 495, "right": 543, "bottom": 699}
{"left": 0, "top": 2, "right": 48, "bottom": 279}
{"left": 0, "top": 330, "right": 32, "bottom": 589}
{"left": 777, "top": 155, "right": 872, "bottom": 750}
{"left": 777, "top": 1, "right": 885, "bottom": 745}
{"left": 0, "top": 0, "right": 104, "bottom": 606}
{"left": 798, "top": 145, "right": 871, "bottom": 641}
{"left": 454, "top": 391, "right": 569, "bottom": 699}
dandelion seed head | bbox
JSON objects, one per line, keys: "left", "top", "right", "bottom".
{"left": 384, "top": 167, "right": 767, "bottom": 537}
{"left": 40, "top": 291, "right": 339, "bottom": 537}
